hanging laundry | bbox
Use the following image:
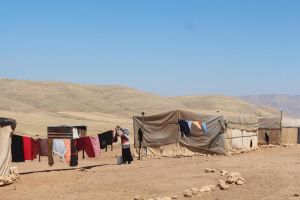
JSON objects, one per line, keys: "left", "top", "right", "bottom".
{"left": 23, "top": 136, "right": 34, "bottom": 160}
{"left": 201, "top": 122, "right": 208, "bottom": 134}
{"left": 48, "top": 139, "right": 54, "bottom": 166}
{"left": 187, "top": 121, "right": 192, "bottom": 130}
{"left": 98, "top": 130, "right": 114, "bottom": 149}
{"left": 11, "top": 134, "right": 25, "bottom": 162}
{"left": 83, "top": 137, "right": 95, "bottom": 158}
{"left": 64, "top": 139, "right": 71, "bottom": 163}
{"left": 178, "top": 120, "right": 191, "bottom": 137}
{"left": 31, "top": 139, "right": 39, "bottom": 160}
{"left": 52, "top": 139, "right": 66, "bottom": 158}
{"left": 73, "top": 128, "right": 79, "bottom": 139}
{"left": 90, "top": 136, "right": 101, "bottom": 157}
{"left": 192, "top": 121, "right": 202, "bottom": 130}
{"left": 75, "top": 137, "right": 84, "bottom": 151}
{"left": 70, "top": 139, "right": 78, "bottom": 167}
{"left": 48, "top": 126, "right": 73, "bottom": 139}
{"left": 38, "top": 139, "right": 48, "bottom": 156}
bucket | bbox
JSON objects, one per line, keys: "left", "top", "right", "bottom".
{"left": 117, "top": 156, "right": 123, "bottom": 165}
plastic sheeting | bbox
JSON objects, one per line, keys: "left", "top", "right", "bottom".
{"left": 0, "top": 125, "right": 13, "bottom": 177}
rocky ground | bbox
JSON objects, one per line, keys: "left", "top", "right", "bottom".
{"left": 0, "top": 146, "right": 299, "bottom": 200}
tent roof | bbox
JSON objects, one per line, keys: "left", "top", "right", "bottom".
{"left": 224, "top": 115, "right": 258, "bottom": 131}
{"left": 259, "top": 117, "right": 300, "bottom": 129}
{"left": 0, "top": 117, "right": 17, "bottom": 130}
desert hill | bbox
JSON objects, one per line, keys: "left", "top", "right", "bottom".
{"left": 0, "top": 78, "right": 282, "bottom": 136}
{"left": 240, "top": 95, "right": 300, "bottom": 117}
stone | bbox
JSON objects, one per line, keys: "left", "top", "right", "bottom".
{"left": 134, "top": 195, "right": 142, "bottom": 200}
{"left": 236, "top": 180, "right": 244, "bottom": 185}
{"left": 199, "top": 186, "right": 211, "bottom": 193}
{"left": 209, "top": 185, "right": 217, "bottom": 191}
{"left": 220, "top": 170, "right": 228, "bottom": 176}
{"left": 191, "top": 188, "right": 199, "bottom": 195}
{"left": 161, "top": 197, "right": 172, "bottom": 200}
{"left": 226, "top": 172, "right": 243, "bottom": 183}
{"left": 10, "top": 167, "right": 19, "bottom": 175}
{"left": 205, "top": 168, "right": 216, "bottom": 173}
{"left": 226, "top": 177, "right": 235, "bottom": 184}
{"left": 183, "top": 190, "right": 193, "bottom": 197}
{"left": 171, "top": 195, "right": 178, "bottom": 199}
{"left": 218, "top": 180, "right": 229, "bottom": 190}
{"left": 294, "top": 194, "right": 299, "bottom": 197}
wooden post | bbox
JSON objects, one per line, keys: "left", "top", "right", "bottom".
{"left": 280, "top": 110, "right": 283, "bottom": 144}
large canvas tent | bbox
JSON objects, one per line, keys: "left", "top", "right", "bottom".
{"left": 133, "top": 110, "right": 258, "bottom": 157}
{"left": 0, "top": 118, "right": 17, "bottom": 178}
{"left": 258, "top": 117, "right": 300, "bottom": 145}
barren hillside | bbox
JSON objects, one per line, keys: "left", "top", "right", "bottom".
{"left": 240, "top": 95, "right": 300, "bottom": 117}
{"left": 0, "top": 78, "right": 283, "bottom": 136}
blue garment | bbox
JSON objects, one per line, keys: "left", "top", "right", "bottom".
{"left": 201, "top": 122, "right": 208, "bottom": 134}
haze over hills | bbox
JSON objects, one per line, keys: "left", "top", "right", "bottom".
{"left": 240, "top": 95, "right": 300, "bottom": 117}
{"left": 0, "top": 78, "right": 283, "bottom": 135}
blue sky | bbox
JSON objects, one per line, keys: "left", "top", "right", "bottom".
{"left": 0, "top": 0, "right": 299, "bottom": 96}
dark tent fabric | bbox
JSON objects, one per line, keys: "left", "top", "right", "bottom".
{"left": 133, "top": 110, "right": 227, "bottom": 155}
{"left": 11, "top": 134, "right": 25, "bottom": 162}
{"left": 0, "top": 117, "right": 17, "bottom": 130}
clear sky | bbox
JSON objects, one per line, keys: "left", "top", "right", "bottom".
{"left": 0, "top": 0, "right": 299, "bottom": 96}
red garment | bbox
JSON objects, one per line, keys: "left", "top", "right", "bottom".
{"left": 31, "top": 139, "right": 39, "bottom": 159}
{"left": 84, "top": 137, "right": 95, "bottom": 158}
{"left": 23, "top": 136, "right": 33, "bottom": 160}
{"left": 75, "top": 138, "right": 84, "bottom": 151}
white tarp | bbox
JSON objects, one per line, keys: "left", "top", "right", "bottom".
{"left": 0, "top": 125, "right": 13, "bottom": 177}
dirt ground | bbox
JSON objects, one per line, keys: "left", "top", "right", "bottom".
{"left": 1, "top": 146, "right": 299, "bottom": 200}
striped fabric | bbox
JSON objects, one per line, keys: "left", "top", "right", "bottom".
{"left": 48, "top": 127, "right": 73, "bottom": 139}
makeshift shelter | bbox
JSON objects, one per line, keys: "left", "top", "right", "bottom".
{"left": 133, "top": 110, "right": 258, "bottom": 157}
{"left": 0, "top": 118, "right": 17, "bottom": 178}
{"left": 258, "top": 117, "right": 300, "bottom": 145}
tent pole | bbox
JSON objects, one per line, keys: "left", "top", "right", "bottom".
{"left": 280, "top": 110, "right": 283, "bottom": 144}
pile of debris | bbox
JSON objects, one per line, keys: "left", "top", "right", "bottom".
{"left": 0, "top": 167, "right": 20, "bottom": 187}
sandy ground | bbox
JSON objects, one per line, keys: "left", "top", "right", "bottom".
{"left": 1, "top": 146, "right": 300, "bottom": 200}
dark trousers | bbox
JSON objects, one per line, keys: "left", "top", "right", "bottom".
{"left": 122, "top": 147, "right": 133, "bottom": 164}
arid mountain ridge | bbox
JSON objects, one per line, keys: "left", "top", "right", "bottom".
{"left": 0, "top": 78, "right": 293, "bottom": 135}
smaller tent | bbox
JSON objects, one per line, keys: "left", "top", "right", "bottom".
{"left": 133, "top": 110, "right": 258, "bottom": 157}
{"left": 0, "top": 118, "right": 17, "bottom": 178}
{"left": 258, "top": 117, "right": 300, "bottom": 145}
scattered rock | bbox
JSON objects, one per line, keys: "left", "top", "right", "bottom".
{"left": 58, "top": 195, "right": 64, "bottom": 198}
{"left": 161, "top": 197, "right": 172, "bottom": 200}
{"left": 199, "top": 186, "right": 211, "bottom": 193}
{"left": 171, "top": 195, "right": 178, "bottom": 199}
{"left": 134, "top": 195, "right": 142, "bottom": 200}
{"left": 226, "top": 172, "right": 245, "bottom": 185}
{"left": 205, "top": 168, "right": 216, "bottom": 173}
{"left": 293, "top": 193, "right": 299, "bottom": 197}
{"left": 191, "top": 188, "right": 199, "bottom": 196}
{"left": 220, "top": 170, "right": 228, "bottom": 176}
{"left": 236, "top": 180, "right": 244, "bottom": 185}
{"left": 218, "top": 180, "right": 229, "bottom": 190}
{"left": 183, "top": 190, "right": 193, "bottom": 197}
